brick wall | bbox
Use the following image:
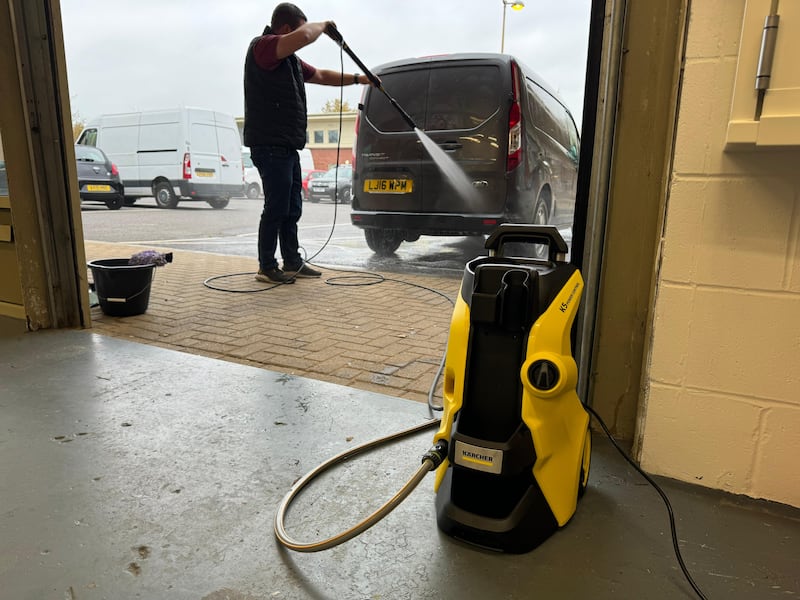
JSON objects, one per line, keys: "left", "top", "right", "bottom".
{"left": 638, "top": 0, "right": 800, "bottom": 507}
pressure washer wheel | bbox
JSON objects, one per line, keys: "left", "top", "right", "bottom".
{"left": 578, "top": 428, "right": 592, "bottom": 498}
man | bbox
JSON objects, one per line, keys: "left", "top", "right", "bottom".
{"left": 244, "top": 3, "right": 370, "bottom": 284}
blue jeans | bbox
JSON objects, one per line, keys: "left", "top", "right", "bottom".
{"left": 251, "top": 145, "right": 303, "bottom": 271}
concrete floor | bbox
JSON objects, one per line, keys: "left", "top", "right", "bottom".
{"left": 1, "top": 330, "right": 798, "bottom": 599}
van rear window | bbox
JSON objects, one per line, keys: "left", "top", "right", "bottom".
{"left": 366, "top": 64, "right": 501, "bottom": 133}
{"left": 426, "top": 65, "right": 501, "bottom": 131}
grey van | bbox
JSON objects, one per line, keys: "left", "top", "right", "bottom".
{"left": 350, "top": 53, "right": 580, "bottom": 255}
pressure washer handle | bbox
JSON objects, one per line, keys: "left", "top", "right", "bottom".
{"left": 485, "top": 224, "right": 569, "bottom": 262}
{"left": 326, "top": 24, "right": 420, "bottom": 131}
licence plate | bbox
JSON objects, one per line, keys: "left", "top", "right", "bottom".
{"left": 363, "top": 179, "right": 413, "bottom": 194}
{"left": 86, "top": 184, "right": 111, "bottom": 192}
{"left": 195, "top": 170, "right": 214, "bottom": 177}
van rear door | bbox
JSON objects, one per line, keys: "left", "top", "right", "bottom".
{"left": 188, "top": 108, "right": 223, "bottom": 191}
{"left": 420, "top": 62, "right": 507, "bottom": 215}
{"left": 356, "top": 67, "right": 426, "bottom": 213}
{"left": 357, "top": 60, "right": 507, "bottom": 219}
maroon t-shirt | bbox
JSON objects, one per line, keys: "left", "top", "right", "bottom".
{"left": 253, "top": 34, "right": 316, "bottom": 80}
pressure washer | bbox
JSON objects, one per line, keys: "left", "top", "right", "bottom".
{"left": 432, "top": 224, "right": 590, "bottom": 553}
{"left": 275, "top": 224, "right": 589, "bottom": 554}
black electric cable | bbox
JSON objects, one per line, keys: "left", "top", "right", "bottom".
{"left": 583, "top": 402, "right": 708, "bottom": 600}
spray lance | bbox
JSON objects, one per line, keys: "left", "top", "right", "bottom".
{"left": 324, "top": 23, "right": 420, "bottom": 132}
{"left": 324, "top": 23, "right": 483, "bottom": 206}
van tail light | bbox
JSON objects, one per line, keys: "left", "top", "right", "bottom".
{"left": 111, "top": 163, "right": 119, "bottom": 176}
{"left": 507, "top": 62, "right": 522, "bottom": 172}
{"left": 352, "top": 109, "right": 361, "bottom": 169}
{"left": 183, "top": 153, "right": 192, "bottom": 179}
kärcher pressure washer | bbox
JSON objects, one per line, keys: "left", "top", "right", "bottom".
{"left": 432, "top": 224, "right": 590, "bottom": 553}
{"left": 275, "top": 225, "right": 591, "bottom": 554}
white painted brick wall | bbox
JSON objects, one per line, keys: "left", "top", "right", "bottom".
{"left": 639, "top": 0, "right": 800, "bottom": 507}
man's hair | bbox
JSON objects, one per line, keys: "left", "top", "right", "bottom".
{"left": 271, "top": 3, "right": 307, "bottom": 31}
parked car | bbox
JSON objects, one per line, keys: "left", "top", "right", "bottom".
{"left": 241, "top": 147, "right": 316, "bottom": 199}
{"left": 74, "top": 145, "right": 124, "bottom": 210}
{"left": 302, "top": 169, "right": 326, "bottom": 200}
{"left": 308, "top": 165, "right": 353, "bottom": 204}
{"left": 242, "top": 148, "right": 262, "bottom": 199}
{"left": 350, "top": 53, "right": 580, "bottom": 255}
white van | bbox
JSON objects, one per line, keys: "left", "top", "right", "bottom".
{"left": 240, "top": 146, "right": 315, "bottom": 200}
{"left": 77, "top": 107, "right": 244, "bottom": 209}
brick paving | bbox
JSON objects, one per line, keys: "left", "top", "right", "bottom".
{"left": 84, "top": 241, "right": 463, "bottom": 405}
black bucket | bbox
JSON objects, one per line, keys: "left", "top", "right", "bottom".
{"left": 88, "top": 258, "right": 156, "bottom": 317}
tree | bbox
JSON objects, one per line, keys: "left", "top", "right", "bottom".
{"left": 72, "top": 110, "right": 86, "bottom": 141}
{"left": 321, "top": 99, "right": 355, "bottom": 113}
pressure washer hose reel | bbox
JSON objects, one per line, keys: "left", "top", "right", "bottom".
{"left": 432, "top": 224, "right": 591, "bottom": 553}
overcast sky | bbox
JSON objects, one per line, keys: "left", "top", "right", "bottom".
{"left": 60, "top": 0, "right": 590, "bottom": 126}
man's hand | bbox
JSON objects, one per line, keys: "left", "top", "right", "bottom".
{"left": 324, "top": 21, "right": 343, "bottom": 43}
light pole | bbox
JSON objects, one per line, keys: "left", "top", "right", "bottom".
{"left": 501, "top": 0, "right": 525, "bottom": 53}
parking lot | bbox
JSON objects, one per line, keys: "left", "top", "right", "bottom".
{"left": 80, "top": 196, "right": 545, "bottom": 276}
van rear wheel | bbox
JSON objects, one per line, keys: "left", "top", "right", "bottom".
{"left": 153, "top": 182, "right": 179, "bottom": 209}
{"left": 532, "top": 196, "right": 550, "bottom": 259}
{"left": 364, "top": 229, "right": 404, "bottom": 256}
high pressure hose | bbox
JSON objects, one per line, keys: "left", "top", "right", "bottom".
{"left": 274, "top": 420, "right": 446, "bottom": 552}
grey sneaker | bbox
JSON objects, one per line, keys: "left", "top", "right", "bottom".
{"left": 284, "top": 263, "right": 322, "bottom": 278}
{"left": 255, "top": 268, "right": 295, "bottom": 284}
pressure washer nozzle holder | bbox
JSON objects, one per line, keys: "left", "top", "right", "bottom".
{"left": 432, "top": 224, "right": 591, "bottom": 554}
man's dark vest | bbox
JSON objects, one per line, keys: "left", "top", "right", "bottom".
{"left": 243, "top": 33, "right": 308, "bottom": 150}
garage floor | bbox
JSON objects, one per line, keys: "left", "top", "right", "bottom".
{"left": 1, "top": 330, "right": 798, "bottom": 599}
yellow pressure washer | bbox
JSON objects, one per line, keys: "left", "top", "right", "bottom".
{"left": 433, "top": 223, "right": 591, "bottom": 553}
{"left": 274, "top": 224, "right": 590, "bottom": 554}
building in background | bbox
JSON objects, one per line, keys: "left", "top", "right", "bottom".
{"left": 235, "top": 112, "right": 357, "bottom": 171}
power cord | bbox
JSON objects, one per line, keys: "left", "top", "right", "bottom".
{"left": 582, "top": 402, "right": 709, "bottom": 600}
